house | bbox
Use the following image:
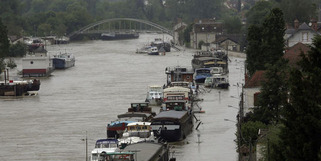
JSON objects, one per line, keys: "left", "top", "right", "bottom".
{"left": 214, "top": 34, "right": 245, "bottom": 52}
{"left": 285, "top": 20, "right": 320, "bottom": 47}
{"left": 243, "top": 70, "right": 266, "bottom": 114}
{"left": 173, "top": 19, "right": 187, "bottom": 45}
{"left": 8, "top": 35, "right": 24, "bottom": 44}
{"left": 190, "top": 19, "right": 223, "bottom": 49}
{"left": 283, "top": 42, "right": 310, "bottom": 68}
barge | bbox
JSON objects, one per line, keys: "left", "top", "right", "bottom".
{"left": 151, "top": 110, "right": 193, "bottom": 142}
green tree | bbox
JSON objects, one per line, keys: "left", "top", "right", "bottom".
{"left": 255, "top": 59, "right": 288, "bottom": 124}
{"left": 279, "top": 0, "right": 318, "bottom": 24}
{"left": 224, "top": 16, "right": 242, "bottom": 34}
{"left": 245, "top": 24, "right": 263, "bottom": 75}
{"left": 0, "top": 18, "right": 10, "bottom": 74}
{"left": 260, "top": 8, "right": 285, "bottom": 68}
{"left": 277, "top": 35, "right": 321, "bottom": 161}
{"left": 246, "top": 8, "right": 285, "bottom": 76}
{"left": 241, "top": 121, "right": 267, "bottom": 145}
{"left": 9, "top": 41, "right": 27, "bottom": 57}
{"left": 245, "top": 1, "right": 274, "bottom": 26}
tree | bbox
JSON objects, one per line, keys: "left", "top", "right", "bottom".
{"left": 279, "top": 0, "right": 318, "bottom": 24}
{"left": 0, "top": 18, "right": 10, "bottom": 74}
{"left": 245, "top": 1, "right": 275, "bottom": 26}
{"left": 277, "top": 35, "right": 321, "bottom": 161}
{"left": 245, "top": 8, "right": 285, "bottom": 76}
{"left": 9, "top": 41, "right": 27, "bottom": 57}
{"left": 261, "top": 8, "right": 285, "bottom": 65}
{"left": 245, "top": 24, "right": 263, "bottom": 75}
{"left": 241, "top": 121, "right": 267, "bottom": 145}
{"left": 224, "top": 16, "right": 242, "bottom": 34}
{"left": 255, "top": 59, "right": 289, "bottom": 124}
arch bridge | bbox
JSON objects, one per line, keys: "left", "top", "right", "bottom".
{"left": 68, "top": 18, "right": 174, "bottom": 40}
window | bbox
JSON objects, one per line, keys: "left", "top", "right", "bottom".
{"left": 30, "top": 61, "right": 33, "bottom": 64}
{"left": 302, "top": 32, "right": 308, "bottom": 42}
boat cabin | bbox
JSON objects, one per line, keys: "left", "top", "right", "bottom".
{"left": 124, "top": 122, "right": 152, "bottom": 138}
{"left": 163, "top": 86, "right": 191, "bottom": 102}
{"left": 94, "top": 152, "right": 135, "bottom": 161}
{"left": 151, "top": 110, "right": 193, "bottom": 142}
{"left": 162, "top": 100, "right": 189, "bottom": 111}
{"left": 128, "top": 102, "right": 152, "bottom": 113}
{"left": 146, "top": 85, "right": 163, "bottom": 106}
{"left": 165, "top": 66, "right": 194, "bottom": 85}
{"left": 91, "top": 139, "right": 119, "bottom": 161}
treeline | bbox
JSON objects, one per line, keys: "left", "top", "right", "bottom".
{"left": 0, "top": 0, "right": 227, "bottom": 37}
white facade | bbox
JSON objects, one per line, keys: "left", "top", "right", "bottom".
{"left": 22, "top": 53, "right": 53, "bottom": 70}
{"left": 191, "top": 32, "right": 216, "bottom": 49}
{"left": 243, "top": 87, "right": 260, "bottom": 114}
{"left": 287, "top": 30, "right": 318, "bottom": 47}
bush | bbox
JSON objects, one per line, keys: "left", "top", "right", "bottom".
{"left": 8, "top": 42, "right": 27, "bottom": 57}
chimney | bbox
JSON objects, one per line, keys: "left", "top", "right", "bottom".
{"left": 310, "top": 18, "right": 318, "bottom": 31}
{"left": 294, "top": 19, "right": 299, "bottom": 30}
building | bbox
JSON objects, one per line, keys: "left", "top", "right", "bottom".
{"left": 283, "top": 42, "right": 310, "bottom": 68}
{"left": 214, "top": 35, "right": 244, "bottom": 52}
{"left": 173, "top": 19, "right": 187, "bottom": 45}
{"left": 285, "top": 20, "right": 320, "bottom": 47}
{"left": 190, "top": 19, "right": 223, "bottom": 49}
{"left": 243, "top": 70, "right": 266, "bottom": 114}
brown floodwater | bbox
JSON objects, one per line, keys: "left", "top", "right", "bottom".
{"left": 0, "top": 33, "right": 245, "bottom": 161}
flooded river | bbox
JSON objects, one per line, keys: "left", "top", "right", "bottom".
{"left": 0, "top": 34, "right": 245, "bottom": 161}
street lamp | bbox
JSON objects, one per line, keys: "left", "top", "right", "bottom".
{"left": 81, "top": 131, "right": 88, "bottom": 161}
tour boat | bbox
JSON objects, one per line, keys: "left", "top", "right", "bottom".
{"left": 151, "top": 38, "right": 171, "bottom": 52}
{"left": 90, "top": 139, "right": 119, "bottom": 161}
{"left": 147, "top": 46, "right": 159, "bottom": 55}
{"left": 145, "top": 85, "right": 163, "bottom": 106}
{"left": 194, "top": 68, "right": 212, "bottom": 84}
{"left": 118, "top": 122, "right": 154, "bottom": 146}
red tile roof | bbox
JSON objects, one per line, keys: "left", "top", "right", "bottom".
{"left": 283, "top": 42, "right": 310, "bottom": 68}
{"left": 244, "top": 70, "right": 266, "bottom": 88}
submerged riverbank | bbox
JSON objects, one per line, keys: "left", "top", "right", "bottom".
{"left": 0, "top": 34, "right": 244, "bottom": 161}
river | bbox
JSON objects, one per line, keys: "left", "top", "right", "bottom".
{"left": 0, "top": 33, "right": 245, "bottom": 161}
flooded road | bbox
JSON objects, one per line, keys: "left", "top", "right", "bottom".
{"left": 0, "top": 34, "right": 245, "bottom": 161}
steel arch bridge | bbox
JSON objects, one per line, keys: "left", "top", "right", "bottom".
{"left": 68, "top": 18, "right": 174, "bottom": 39}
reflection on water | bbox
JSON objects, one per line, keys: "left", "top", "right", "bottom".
{"left": 0, "top": 34, "right": 244, "bottom": 161}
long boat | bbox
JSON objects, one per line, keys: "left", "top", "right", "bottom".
{"left": 106, "top": 102, "right": 155, "bottom": 139}
{"left": 101, "top": 32, "right": 139, "bottom": 40}
{"left": 150, "top": 110, "right": 193, "bottom": 142}
{"left": 52, "top": 52, "right": 75, "bottom": 69}
{"left": 0, "top": 70, "right": 40, "bottom": 96}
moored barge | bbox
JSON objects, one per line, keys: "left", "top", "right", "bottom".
{"left": 151, "top": 110, "right": 193, "bottom": 142}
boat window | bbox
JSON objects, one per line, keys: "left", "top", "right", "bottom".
{"left": 110, "top": 143, "right": 118, "bottom": 148}
{"left": 142, "top": 126, "right": 148, "bottom": 129}
{"left": 137, "top": 126, "right": 141, "bottom": 130}
{"left": 91, "top": 154, "right": 98, "bottom": 160}
{"left": 129, "top": 126, "right": 136, "bottom": 130}
{"left": 103, "top": 143, "right": 109, "bottom": 148}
